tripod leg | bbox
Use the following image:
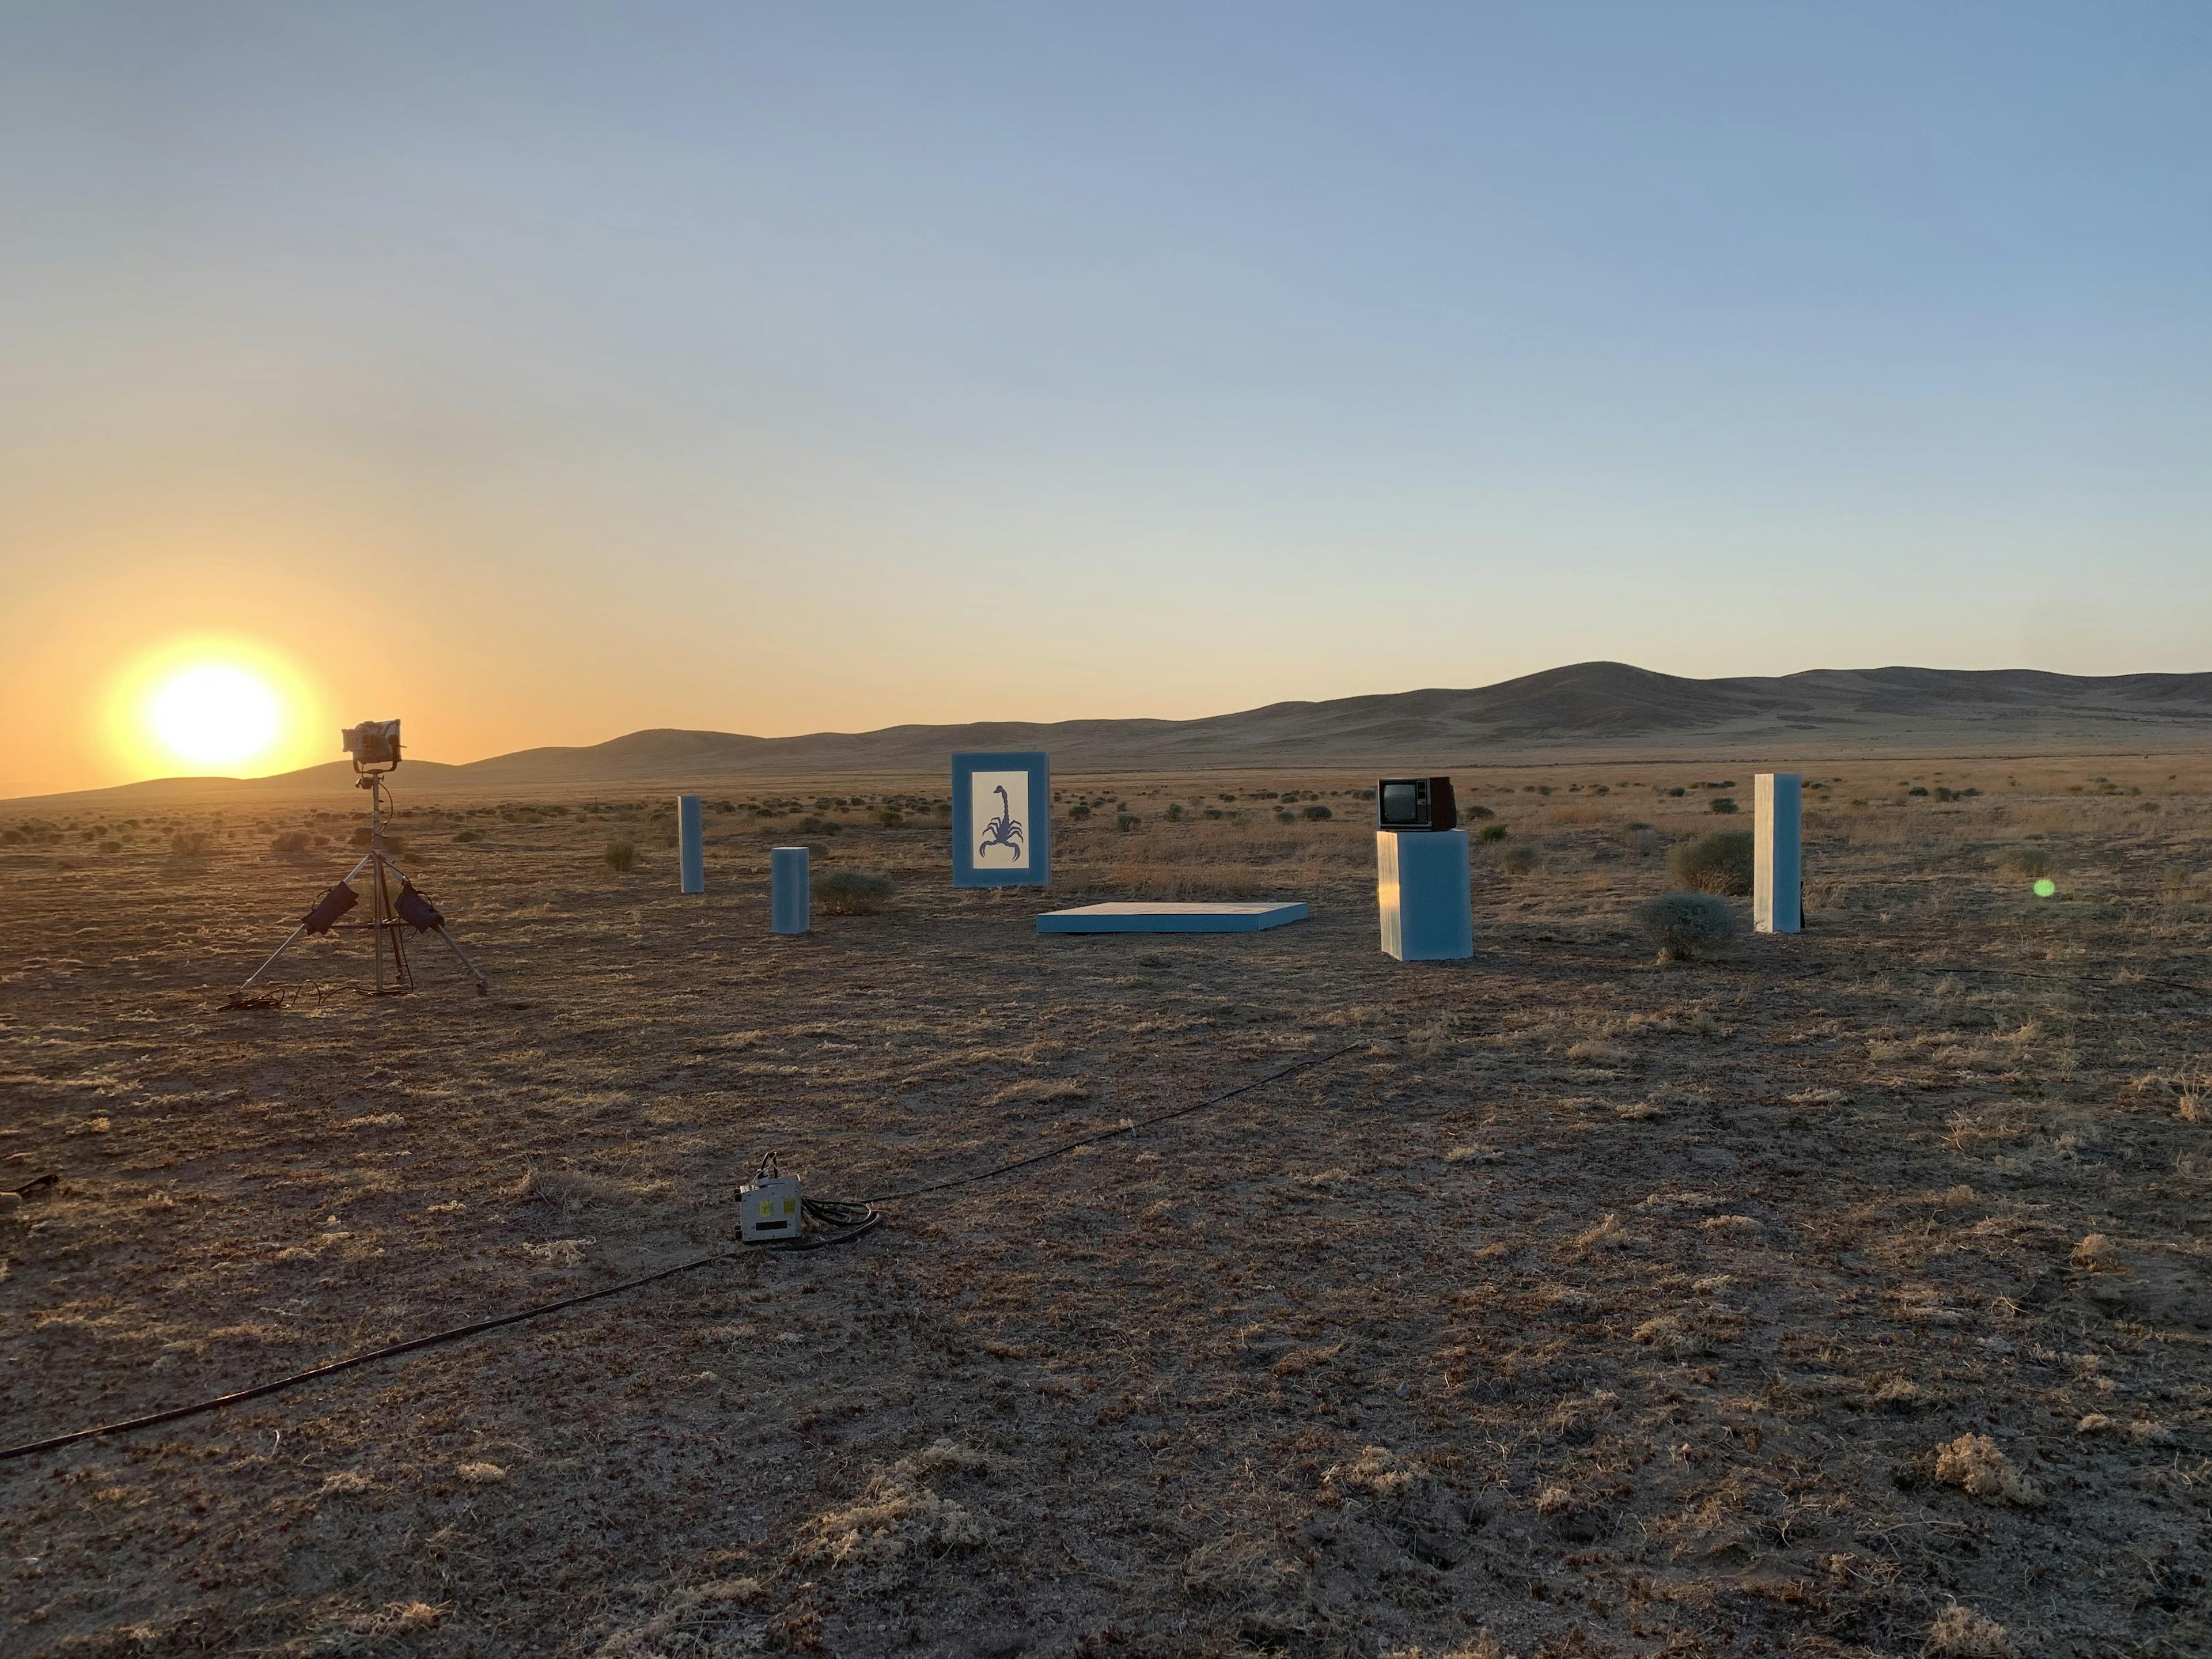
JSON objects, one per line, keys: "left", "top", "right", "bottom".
{"left": 235, "top": 924, "right": 310, "bottom": 997}
{"left": 232, "top": 853, "right": 377, "bottom": 1000}
{"left": 430, "top": 925, "right": 491, "bottom": 995}
{"left": 378, "top": 854, "right": 484, "bottom": 995}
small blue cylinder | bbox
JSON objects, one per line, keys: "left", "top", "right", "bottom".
{"left": 770, "top": 846, "right": 809, "bottom": 934}
{"left": 678, "top": 795, "right": 705, "bottom": 895}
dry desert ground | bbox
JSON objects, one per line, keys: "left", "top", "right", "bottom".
{"left": 2, "top": 756, "right": 2209, "bottom": 1658}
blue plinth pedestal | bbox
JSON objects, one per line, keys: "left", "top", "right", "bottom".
{"left": 1377, "top": 830, "right": 1471, "bottom": 961}
{"left": 678, "top": 795, "right": 705, "bottom": 894}
{"left": 770, "top": 846, "right": 809, "bottom": 934}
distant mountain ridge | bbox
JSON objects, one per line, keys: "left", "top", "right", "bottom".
{"left": 13, "top": 661, "right": 2212, "bottom": 805}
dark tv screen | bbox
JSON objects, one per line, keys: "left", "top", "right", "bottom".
{"left": 1381, "top": 782, "right": 1421, "bottom": 825}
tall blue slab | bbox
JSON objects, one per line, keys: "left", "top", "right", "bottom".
{"left": 1755, "top": 772, "right": 1802, "bottom": 934}
{"left": 678, "top": 794, "right": 705, "bottom": 894}
{"left": 1377, "top": 830, "right": 1472, "bottom": 961}
{"left": 952, "top": 751, "right": 1051, "bottom": 889}
{"left": 770, "top": 846, "right": 809, "bottom": 934}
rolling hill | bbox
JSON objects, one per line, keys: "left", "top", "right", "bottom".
{"left": 13, "top": 661, "right": 2212, "bottom": 806}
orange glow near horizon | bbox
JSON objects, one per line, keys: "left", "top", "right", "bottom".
{"left": 104, "top": 639, "right": 328, "bottom": 782}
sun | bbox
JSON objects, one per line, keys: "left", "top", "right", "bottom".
{"left": 103, "top": 640, "right": 322, "bottom": 780}
{"left": 146, "top": 664, "right": 284, "bottom": 767}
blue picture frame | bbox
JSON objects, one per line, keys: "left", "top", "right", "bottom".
{"left": 952, "top": 751, "right": 1050, "bottom": 888}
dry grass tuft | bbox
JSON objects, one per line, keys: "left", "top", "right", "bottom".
{"left": 1926, "top": 1603, "right": 2013, "bottom": 1656}
{"left": 341, "top": 1112, "right": 406, "bottom": 1130}
{"left": 1632, "top": 892, "right": 1740, "bottom": 963}
{"left": 456, "top": 1462, "right": 507, "bottom": 1484}
{"left": 1180, "top": 1532, "right": 1302, "bottom": 1604}
{"left": 521, "top": 1238, "right": 594, "bottom": 1268}
{"left": 1932, "top": 1434, "right": 2043, "bottom": 1507}
{"left": 793, "top": 1441, "right": 998, "bottom": 1570}
{"left": 2069, "top": 1232, "right": 2126, "bottom": 1272}
{"left": 983, "top": 1078, "right": 1090, "bottom": 1108}
{"left": 1321, "top": 1445, "right": 1423, "bottom": 1503}
{"left": 1569, "top": 1213, "right": 1632, "bottom": 1253}
{"left": 813, "top": 869, "right": 896, "bottom": 916}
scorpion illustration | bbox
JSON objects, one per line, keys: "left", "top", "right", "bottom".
{"left": 977, "top": 784, "right": 1025, "bottom": 861}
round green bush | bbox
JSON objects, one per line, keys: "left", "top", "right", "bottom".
{"left": 1666, "top": 830, "right": 1753, "bottom": 896}
{"left": 604, "top": 839, "right": 637, "bottom": 873}
{"left": 1301, "top": 803, "right": 1332, "bottom": 821}
{"left": 1709, "top": 797, "right": 1738, "bottom": 815}
{"left": 1633, "top": 891, "right": 1741, "bottom": 963}
{"left": 1478, "top": 823, "right": 1509, "bottom": 843}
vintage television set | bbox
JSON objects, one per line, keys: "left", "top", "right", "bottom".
{"left": 1376, "top": 775, "right": 1457, "bottom": 833}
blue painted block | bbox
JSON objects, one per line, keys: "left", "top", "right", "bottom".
{"left": 678, "top": 794, "right": 705, "bottom": 894}
{"left": 1036, "top": 901, "right": 1308, "bottom": 934}
{"left": 952, "top": 751, "right": 1051, "bottom": 888}
{"left": 1755, "top": 772, "right": 1801, "bottom": 934}
{"left": 1377, "top": 830, "right": 1472, "bottom": 961}
{"left": 770, "top": 846, "right": 809, "bottom": 934}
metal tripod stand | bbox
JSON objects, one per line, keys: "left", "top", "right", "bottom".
{"left": 229, "top": 763, "right": 488, "bottom": 1005}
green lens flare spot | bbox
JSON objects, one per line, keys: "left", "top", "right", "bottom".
{"left": 2032, "top": 877, "right": 2056, "bottom": 898}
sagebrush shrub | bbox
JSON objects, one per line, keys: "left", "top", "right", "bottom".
{"left": 1478, "top": 823, "right": 1508, "bottom": 843}
{"left": 1116, "top": 813, "right": 1142, "bottom": 832}
{"left": 171, "top": 831, "right": 211, "bottom": 857}
{"left": 813, "top": 869, "right": 895, "bottom": 916}
{"left": 1667, "top": 830, "right": 1752, "bottom": 896}
{"left": 1709, "top": 796, "right": 1738, "bottom": 814}
{"left": 604, "top": 839, "right": 637, "bottom": 873}
{"left": 1301, "top": 804, "right": 1331, "bottom": 821}
{"left": 270, "top": 830, "right": 311, "bottom": 854}
{"left": 1498, "top": 846, "right": 1539, "bottom": 877}
{"left": 1633, "top": 892, "right": 1741, "bottom": 963}
{"left": 1995, "top": 847, "right": 2054, "bottom": 878}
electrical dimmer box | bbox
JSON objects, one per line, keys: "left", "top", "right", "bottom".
{"left": 740, "top": 1174, "right": 802, "bottom": 1243}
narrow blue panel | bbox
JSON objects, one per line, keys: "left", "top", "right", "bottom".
{"left": 1755, "top": 772, "right": 1802, "bottom": 934}
{"left": 1036, "top": 902, "right": 1308, "bottom": 934}
{"left": 678, "top": 794, "right": 705, "bottom": 894}
{"left": 1377, "top": 830, "right": 1472, "bottom": 961}
{"left": 770, "top": 845, "right": 809, "bottom": 934}
{"left": 951, "top": 751, "right": 1051, "bottom": 888}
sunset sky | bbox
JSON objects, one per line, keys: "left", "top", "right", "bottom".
{"left": 3, "top": 2, "right": 2208, "bottom": 798}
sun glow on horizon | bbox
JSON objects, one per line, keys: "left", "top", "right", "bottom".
{"left": 147, "top": 664, "right": 282, "bottom": 766}
{"left": 104, "top": 639, "right": 325, "bottom": 782}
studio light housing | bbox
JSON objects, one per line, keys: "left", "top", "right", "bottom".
{"left": 342, "top": 719, "right": 402, "bottom": 770}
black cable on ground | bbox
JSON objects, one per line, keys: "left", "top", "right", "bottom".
{"left": 0, "top": 1044, "right": 1355, "bottom": 1461}
{"left": 0, "top": 1248, "right": 731, "bottom": 1464}
{"left": 858, "top": 1042, "right": 1362, "bottom": 1205}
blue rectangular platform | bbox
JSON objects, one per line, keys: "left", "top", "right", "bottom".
{"left": 1036, "top": 902, "right": 1308, "bottom": 934}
